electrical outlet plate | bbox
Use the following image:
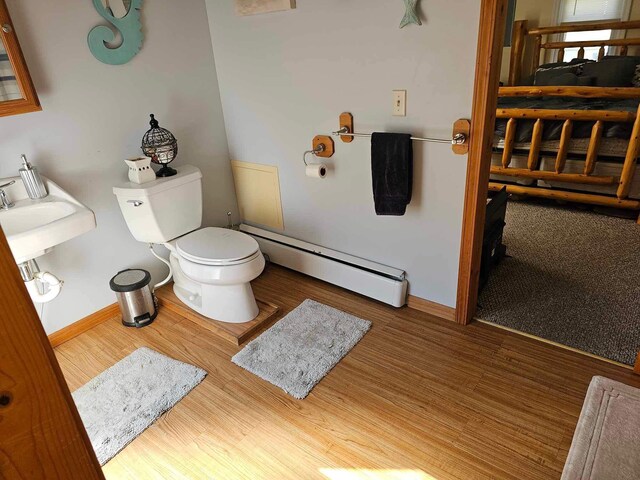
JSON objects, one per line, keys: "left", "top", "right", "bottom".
{"left": 393, "top": 90, "right": 406, "bottom": 116}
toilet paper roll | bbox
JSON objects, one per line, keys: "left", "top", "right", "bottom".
{"left": 306, "top": 164, "right": 327, "bottom": 179}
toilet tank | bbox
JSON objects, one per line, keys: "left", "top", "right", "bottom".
{"left": 113, "top": 165, "right": 203, "bottom": 244}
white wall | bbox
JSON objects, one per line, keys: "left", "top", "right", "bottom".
{"left": 0, "top": 0, "right": 236, "bottom": 334}
{"left": 205, "top": 0, "right": 481, "bottom": 307}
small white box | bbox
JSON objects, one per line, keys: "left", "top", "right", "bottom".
{"left": 125, "top": 157, "right": 156, "bottom": 184}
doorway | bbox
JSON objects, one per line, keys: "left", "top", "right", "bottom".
{"left": 457, "top": 0, "right": 640, "bottom": 371}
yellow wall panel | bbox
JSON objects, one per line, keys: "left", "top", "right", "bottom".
{"left": 231, "top": 160, "right": 284, "bottom": 230}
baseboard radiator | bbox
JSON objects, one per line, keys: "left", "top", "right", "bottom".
{"left": 240, "top": 224, "right": 408, "bottom": 307}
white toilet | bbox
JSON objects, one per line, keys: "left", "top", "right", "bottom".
{"left": 113, "top": 165, "right": 265, "bottom": 323}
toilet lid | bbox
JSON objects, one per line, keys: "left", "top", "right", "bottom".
{"left": 176, "top": 227, "right": 259, "bottom": 265}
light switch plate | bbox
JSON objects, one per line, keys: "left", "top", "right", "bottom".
{"left": 393, "top": 90, "right": 406, "bottom": 116}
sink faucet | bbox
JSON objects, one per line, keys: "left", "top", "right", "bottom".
{"left": 0, "top": 180, "right": 15, "bottom": 210}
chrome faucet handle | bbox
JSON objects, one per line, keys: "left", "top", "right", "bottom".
{"left": 0, "top": 183, "right": 15, "bottom": 210}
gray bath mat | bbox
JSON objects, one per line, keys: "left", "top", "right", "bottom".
{"left": 232, "top": 299, "right": 371, "bottom": 399}
{"left": 562, "top": 376, "right": 640, "bottom": 479}
{"left": 72, "top": 347, "right": 206, "bottom": 465}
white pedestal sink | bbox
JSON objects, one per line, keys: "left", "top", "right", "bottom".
{"left": 0, "top": 175, "right": 96, "bottom": 263}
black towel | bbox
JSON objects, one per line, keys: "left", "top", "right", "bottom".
{"left": 371, "top": 133, "right": 413, "bottom": 216}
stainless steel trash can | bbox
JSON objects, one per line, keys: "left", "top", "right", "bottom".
{"left": 109, "top": 269, "right": 157, "bottom": 328}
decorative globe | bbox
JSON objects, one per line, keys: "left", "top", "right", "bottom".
{"left": 141, "top": 114, "right": 178, "bottom": 177}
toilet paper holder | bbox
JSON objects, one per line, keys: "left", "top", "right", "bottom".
{"left": 303, "top": 135, "right": 333, "bottom": 179}
{"left": 303, "top": 135, "right": 334, "bottom": 166}
{"left": 303, "top": 144, "right": 324, "bottom": 166}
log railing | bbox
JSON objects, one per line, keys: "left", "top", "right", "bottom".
{"left": 492, "top": 102, "right": 640, "bottom": 210}
{"left": 508, "top": 19, "right": 640, "bottom": 86}
{"left": 499, "top": 86, "right": 640, "bottom": 99}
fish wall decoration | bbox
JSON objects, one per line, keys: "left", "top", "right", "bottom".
{"left": 400, "top": 0, "right": 422, "bottom": 29}
{"left": 88, "top": 0, "right": 143, "bottom": 65}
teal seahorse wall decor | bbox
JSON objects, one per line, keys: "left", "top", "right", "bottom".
{"left": 88, "top": 0, "right": 143, "bottom": 65}
{"left": 400, "top": 0, "right": 422, "bottom": 29}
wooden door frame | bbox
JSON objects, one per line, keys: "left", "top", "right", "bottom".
{"left": 456, "top": 0, "right": 509, "bottom": 325}
{"left": 0, "top": 225, "right": 104, "bottom": 479}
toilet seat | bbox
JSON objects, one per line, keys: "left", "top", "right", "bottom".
{"left": 176, "top": 227, "right": 260, "bottom": 266}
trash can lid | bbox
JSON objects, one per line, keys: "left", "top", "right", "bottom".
{"left": 109, "top": 269, "right": 151, "bottom": 293}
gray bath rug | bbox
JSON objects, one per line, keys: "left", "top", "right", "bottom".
{"left": 72, "top": 347, "right": 206, "bottom": 465}
{"left": 562, "top": 376, "right": 640, "bottom": 479}
{"left": 232, "top": 299, "right": 371, "bottom": 399}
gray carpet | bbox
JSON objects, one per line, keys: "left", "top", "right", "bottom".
{"left": 562, "top": 376, "right": 640, "bottom": 479}
{"left": 72, "top": 347, "right": 206, "bottom": 465}
{"left": 478, "top": 200, "right": 640, "bottom": 365}
{"left": 232, "top": 299, "right": 371, "bottom": 399}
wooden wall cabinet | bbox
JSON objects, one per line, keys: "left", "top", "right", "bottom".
{"left": 0, "top": 0, "right": 40, "bottom": 118}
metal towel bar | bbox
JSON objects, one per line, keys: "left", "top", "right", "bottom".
{"left": 331, "top": 127, "right": 466, "bottom": 145}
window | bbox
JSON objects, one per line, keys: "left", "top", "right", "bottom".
{"left": 560, "top": 0, "right": 628, "bottom": 23}
{"left": 557, "top": 0, "right": 631, "bottom": 61}
{"left": 564, "top": 29, "right": 613, "bottom": 61}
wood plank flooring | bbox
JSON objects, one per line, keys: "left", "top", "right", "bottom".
{"left": 55, "top": 264, "right": 640, "bottom": 480}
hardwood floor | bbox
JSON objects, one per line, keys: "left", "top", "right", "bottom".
{"left": 55, "top": 264, "right": 640, "bottom": 480}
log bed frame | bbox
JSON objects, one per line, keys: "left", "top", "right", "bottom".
{"left": 492, "top": 19, "right": 640, "bottom": 221}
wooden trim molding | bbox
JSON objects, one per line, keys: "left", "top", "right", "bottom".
{"left": 635, "top": 351, "right": 640, "bottom": 374}
{"left": 407, "top": 295, "right": 456, "bottom": 322}
{"left": 456, "top": 0, "right": 508, "bottom": 325}
{"left": 48, "top": 303, "right": 119, "bottom": 348}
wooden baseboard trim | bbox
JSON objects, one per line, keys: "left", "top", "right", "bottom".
{"left": 48, "top": 303, "right": 119, "bottom": 348}
{"left": 635, "top": 351, "right": 640, "bottom": 374}
{"left": 407, "top": 295, "right": 456, "bottom": 322}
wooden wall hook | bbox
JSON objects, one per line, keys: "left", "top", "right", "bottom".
{"left": 339, "top": 112, "right": 354, "bottom": 143}
{"left": 313, "top": 135, "right": 335, "bottom": 157}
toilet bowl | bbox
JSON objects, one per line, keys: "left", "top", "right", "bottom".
{"left": 167, "top": 227, "right": 265, "bottom": 323}
{"left": 113, "top": 165, "right": 265, "bottom": 323}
